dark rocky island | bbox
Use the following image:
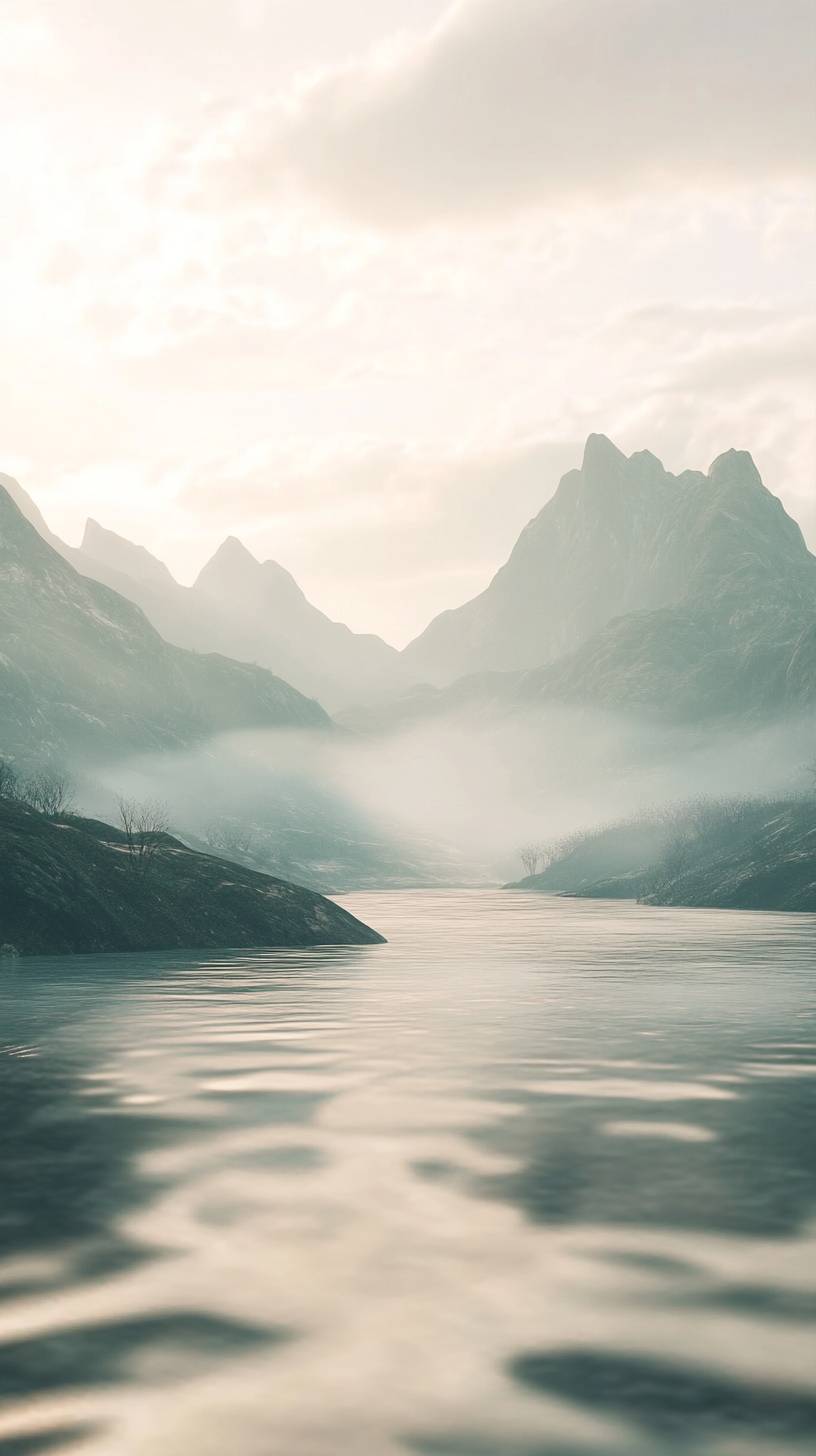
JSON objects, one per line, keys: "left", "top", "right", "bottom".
{"left": 0, "top": 800, "right": 384, "bottom": 955}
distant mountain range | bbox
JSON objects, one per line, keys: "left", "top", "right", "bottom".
{"left": 347, "top": 438, "right": 816, "bottom": 728}
{"left": 0, "top": 476, "right": 475, "bottom": 891}
{"left": 402, "top": 434, "right": 816, "bottom": 679}
{"left": 2, "top": 473, "right": 406, "bottom": 711}
{"left": 5, "top": 434, "right": 816, "bottom": 738}
{"left": 0, "top": 480, "right": 328, "bottom": 763}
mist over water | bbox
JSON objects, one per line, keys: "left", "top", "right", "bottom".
{"left": 2, "top": 891, "right": 815, "bottom": 1455}
{"left": 77, "top": 708, "right": 816, "bottom": 885}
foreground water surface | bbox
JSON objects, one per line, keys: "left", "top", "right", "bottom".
{"left": 1, "top": 890, "right": 816, "bottom": 1455}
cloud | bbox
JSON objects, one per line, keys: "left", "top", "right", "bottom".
{"left": 224, "top": 0, "right": 816, "bottom": 226}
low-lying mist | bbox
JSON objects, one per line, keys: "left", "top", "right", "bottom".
{"left": 71, "top": 705, "right": 816, "bottom": 890}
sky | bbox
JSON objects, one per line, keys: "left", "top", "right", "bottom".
{"left": 1, "top": 0, "right": 814, "bottom": 646}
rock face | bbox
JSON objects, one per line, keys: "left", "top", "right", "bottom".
{"left": 0, "top": 799, "right": 384, "bottom": 954}
{"left": 0, "top": 483, "right": 329, "bottom": 762}
{"left": 402, "top": 437, "right": 816, "bottom": 693}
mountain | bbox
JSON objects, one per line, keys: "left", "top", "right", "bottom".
{"left": 349, "top": 440, "right": 816, "bottom": 729}
{"left": 190, "top": 536, "right": 406, "bottom": 708}
{"left": 0, "top": 797, "right": 384, "bottom": 954}
{"left": 517, "top": 448, "right": 816, "bottom": 720}
{"left": 81, "top": 517, "right": 178, "bottom": 591}
{"left": 0, "top": 482, "right": 329, "bottom": 763}
{"left": 402, "top": 436, "right": 816, "bottom": 687}
{"left": 0, "top": 474, "right": 408, "bottom": 711}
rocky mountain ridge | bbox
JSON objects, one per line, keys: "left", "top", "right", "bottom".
{"left": 3, "top": 476, "right": 406, "bottom": 711}
{"left": 401, "top": 436, "right": 816, "bottom": 686}
{"left": 0, "top": 482, "right": 329, "bottom": 763}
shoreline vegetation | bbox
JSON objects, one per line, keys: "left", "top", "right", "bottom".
{"left": 0, "top": 797, "right": 384, "bottom": 956}
{"left": 508, "top": 796, "right": 816, "bottom": 914}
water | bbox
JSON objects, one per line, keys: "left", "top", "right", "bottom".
{"left": 1, "top": 890, "right": 816, "bottom": 1456}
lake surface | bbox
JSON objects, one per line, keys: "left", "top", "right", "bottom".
{"left": 2, "top": 890, "right": 816, "bottom": 1456}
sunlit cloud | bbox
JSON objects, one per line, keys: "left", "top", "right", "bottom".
{"left": 211, "top": 0, "right": 816, "bottom": 226}
{"left": 0, "top": 0, "right": 813, "bottom": 642}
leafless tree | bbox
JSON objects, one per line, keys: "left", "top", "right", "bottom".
{"left": 519, "top": 843, "right": 544, "bottom": 878}
{"left": 0, "top": 758, "right": 18, "bottom": 800}
{"left": 204, "top": 818, "right": 255, "bottom": 860}
{"left": 20, "top": 767, "right": 75, "bottom": 817}
{"left": 117, "top": 796, "right": 170, "bottom": 873}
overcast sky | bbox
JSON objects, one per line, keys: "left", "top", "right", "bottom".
{"left": 1, "top": 0, "right": 814, "bottom": 644}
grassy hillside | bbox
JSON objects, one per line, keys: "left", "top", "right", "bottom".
{"left": 0, "top": 799, "right": 384, "bottom": 954}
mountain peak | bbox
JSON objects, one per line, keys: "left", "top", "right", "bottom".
{"left": 214, "top": 535, "right": 258, "bottom": 566}
{"left": 80, "top": 518, "right": 176, "bottom": 587}
{"left": 0, "top": 473, "right": 64, "bottom": 551}
{"left": 194, "top": 535, "right": 262, "bottom": 597}
{"left": 81, "top": 517, "right": 107, "bottom": 549}
{"left": 581, "top": 433, "right": 627, "bottom": 475}
{"left": 707, "top": 449, "right": 763, "bottom": 489}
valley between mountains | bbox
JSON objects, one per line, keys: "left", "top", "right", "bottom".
{"left": 3, "top": 433, "right": 816, "bottom": 947}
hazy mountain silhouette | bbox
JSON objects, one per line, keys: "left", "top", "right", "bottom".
{"left": 344, "top": 439, "right": 816, "bottom": 729}
{"left": 189, "top": 535, "right": 406, "bottom": 707}
{"left": 0, "top": 482, "right": 329, "bottom": 763}
{"left": 7, "top": 437, "right": 816, "bottom": 736}
{"left": 4, "top": 487, "right": 409, "bottom": 711}
{"left": 516, "top": 446, "right": 816, "bottom": 719}
{"left": 401, "top": 435, "right": 816, "bottom": 687}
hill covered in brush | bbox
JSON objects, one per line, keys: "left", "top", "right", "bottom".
{"left": 508, "top": 797, "right": 816, "bottom": 913}
{"left": 0, "top": 798, "right": 384, "bottom": 954}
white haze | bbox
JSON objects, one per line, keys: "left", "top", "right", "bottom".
{"left": 75, "top": 708, "right": 816, "bottom": 887}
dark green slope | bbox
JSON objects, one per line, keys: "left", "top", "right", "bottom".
{"left": 509, "top": 798, "right": 816, "bottom": 914}
{"left": 0, "top": 800, "right": 384, "bottom": 954}
{"left": 0, "top": 484, "right": 329, "bottom": 761}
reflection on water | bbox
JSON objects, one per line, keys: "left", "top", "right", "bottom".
{"left": 1, "top": 890, "right": 815, "bottom": 1455}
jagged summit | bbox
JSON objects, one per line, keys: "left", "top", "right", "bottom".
{"left": 177, "top": 530, "right": 403, "bottom": 705}
{"left": 707, "top": 448, "right": 763, "bottom": 487}
{"left": 0, "top": 483, "right": 330, "bottom": 759}
{"left": 0, "top": 470, "right": 407, "bottom": 711}
{"left": 0, "top": 472, "right": 65, "bottom": 552}
{"left": 195, "top": 537, "right": 309, "bottom": 609}
{"left": 81, "top": 518, "right": 177, "bottom": 587}
{"left": 581, "top": 432, "right": 627, "bottom": 475}
{"left": 198, "top": 534, "right": 258, "bottom": 576}
{"left": 402, "top": 436, "right": 814, "bottom": 687}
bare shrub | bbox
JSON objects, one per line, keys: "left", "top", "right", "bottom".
{"left": 518, "top": 843, "right": 543, "bottom": 878}
{"left": 0, "top": 758, "right": 18, "bottom": 801}
{"left": 20, "top": 767, "right": 75, "bottom": 818}
{"left": 117, "top": 797, "right": 170, "bottom": 873}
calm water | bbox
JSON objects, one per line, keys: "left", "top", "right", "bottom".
{"left": 2, "top": 890, "right": 816, "bottom": 1456}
